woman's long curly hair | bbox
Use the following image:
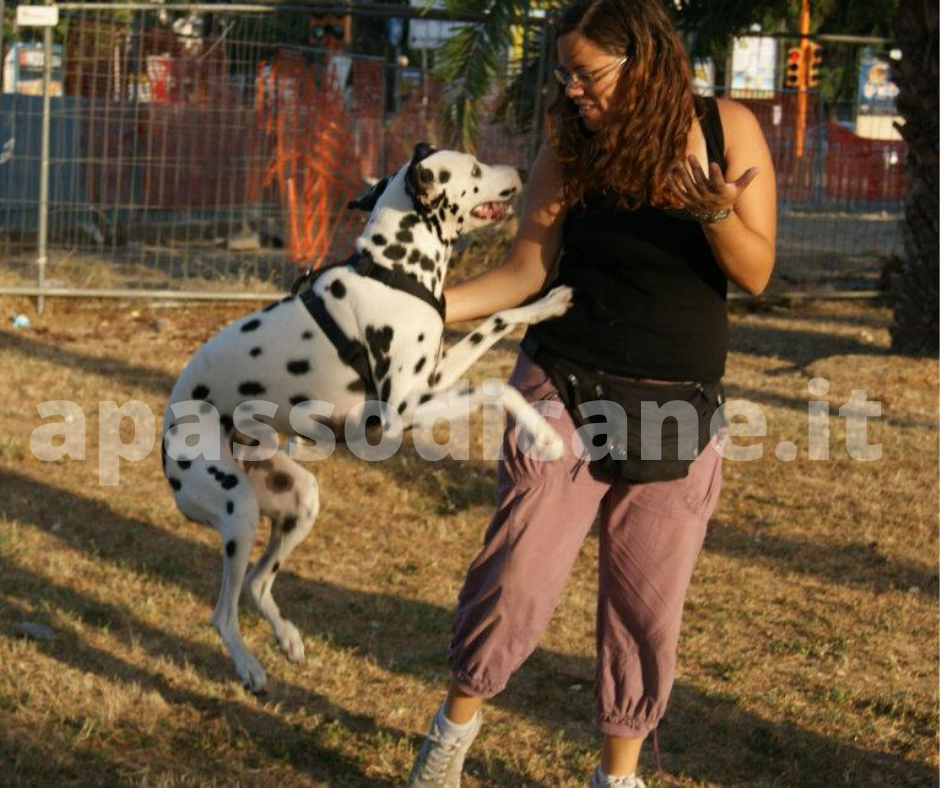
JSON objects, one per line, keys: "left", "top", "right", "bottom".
{"left": 547, "top": 0, "right": 698, "bottom": 211}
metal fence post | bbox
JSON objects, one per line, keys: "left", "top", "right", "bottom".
{"left": 36, "top": 1, "right": 54, "bottom": 314}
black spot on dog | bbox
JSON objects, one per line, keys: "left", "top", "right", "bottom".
{"left": 262, "top": 301, "right": 280, "bottom": 313}
{"left": 396, "top": 229, "right": 413, "bottom": 243}
{"left": 267, "top": 472, "right": 294, "bottom": 493}
{"left": 428, "top": 371, "right": 441, "bottom": 387}
{"left": 493, "top": 317, "right": 506, "bottom": 331}
{"left": 282, "top": 517, "right": 297, "bottom": 533}
{"left": 330, "top": 280, "right": 346, "bottom": 299}
{"left": 226, "top": 540, "right": 237, "bottom": 557}
{"left": 372, "top": 233, "right": 387, "bottom": 245}
{"left": 457, "top": 216, "right": 464, "bottom": 225}
{"left": 419, "top": 255, "right": 435, "bottom": 272}
{"left": 418, "top": 333, "right": 425, "bottom": 342}
{"left": 221, "top": 474, "right": 239, "bottom": 490}
{"left": 473, "top": 186, "right": 479, "bottom": 193}
{"left": 287, "top": 360, "right": 310, "bottom": 376}
{"left": 469, "top": 332, "right": 483, "bottom": 345}
{"left": 401, "top": 214, "right": 420, "bottom": 230}
{"left": 207, "top": 465, "right": 218, "bottom": 475}
{"left": 239, "top": 382, "right": 266, "bottom": 396}
{"left": 450, "top": 204, "right": 459, "bottom": 216}
{"left": 380, "top": 379, "right": 392, "bottom": 403}
{"left": 384, "top": 244, "right": 406, "bottom": 261}
{"left": 347, "top": 378, "right": 368, "bottom": 393}
{"left": 192, "top": 384, "right": 210, "bottom": 399}
{"left": 408, "top": 249, "right": 421, "bottom": 265}
{"left": 366, "top": 325, "right": 394, "bottom": 381}
{"left": 249, "top": 346, "right": 262, "bottom": 357}
{"left": 414, "top": 357, "right": 427, "bottom": 374}
{"left": 419, "top": 393, "right": 432, "bottom": 404}
{"left": 302, "top": 331, "right": 313, "bottom": 340}
{"left": 438, "top": 207, "right": 447, "bottom": 221}
{"left": 177, "top": 459, "right": 192, "bottom": 470}
{"left": 226, "top": 500, "right": 235, "bottom": 515}
{"left": 439, "top": 169, "right": 451, "bottom": 183}
{"left": 168, "top": 477, "right": 182, "bottom": 491}
{"left": 289, "top": 395, "right": 309, "bottom": 407}
{"left": 272, "top": 561, "right": 280, "bottom": 573}
{"left": 241, "top": 319, "right": 262, "bottom": 332}
{"left": 398, "top": 401, "right": 407, "bottom": 415}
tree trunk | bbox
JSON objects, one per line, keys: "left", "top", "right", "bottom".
{"left": 889, "top": 0, "right": 939, "bottom": 355}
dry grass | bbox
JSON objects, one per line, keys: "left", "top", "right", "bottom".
{"left": 0, "top": 291, "right": 936, "bottom": 787}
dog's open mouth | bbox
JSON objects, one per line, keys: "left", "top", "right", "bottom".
{"left": 471, "top": 201, "right": 513, "bottom": 221}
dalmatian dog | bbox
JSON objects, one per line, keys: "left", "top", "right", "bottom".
{"left": 161, "top": 143, "right": 573, "bottom": 693}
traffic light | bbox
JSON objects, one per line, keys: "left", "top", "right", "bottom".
{"left": 785, "top": 46, "right": 804, "bottom": 89}
{"left": 310, "top": 13, "right": 349, "bottom": 52}
{"left": 806, "top": 42, "right": 823, "bottom": 88}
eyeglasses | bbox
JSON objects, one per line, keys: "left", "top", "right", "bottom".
{"left": 553, "top": 57, "right": 627, "bottom": 88}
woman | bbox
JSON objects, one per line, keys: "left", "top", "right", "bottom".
{"left": 408, "top": 0, "right": 776, "bottom": 785}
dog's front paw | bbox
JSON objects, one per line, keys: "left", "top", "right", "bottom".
{"left": 277, "top": 621, "right": 306, "bottom": 664}
{"left": 538, "top": 285, "right": 574, "bottom": 320}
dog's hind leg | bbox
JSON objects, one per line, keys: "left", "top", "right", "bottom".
{"left": 170, "top": 449, "right": 267, "bottom": 693}
{"left": 240, "top": 448, "right": 320, "bottom": 665}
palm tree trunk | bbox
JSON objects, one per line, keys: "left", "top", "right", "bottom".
{"left": 889, "top": 0, "right": 939, "bottom": 355}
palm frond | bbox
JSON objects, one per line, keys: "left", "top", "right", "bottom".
{"left": 434, "top": 0, "right": 532, "bottom": 151}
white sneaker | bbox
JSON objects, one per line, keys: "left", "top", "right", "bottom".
{"left": 589, "top": 766, "right": 647, "bottom": 788}
{"left": 406, "top": 709, "right": 482, "bottom": 788}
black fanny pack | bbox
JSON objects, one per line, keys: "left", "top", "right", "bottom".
{"left": 521, "top": 335, "right": 724, "bottom": 483}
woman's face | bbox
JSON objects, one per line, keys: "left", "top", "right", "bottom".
{"left": 555, "top": 31, "right": 626, "bottom": 131}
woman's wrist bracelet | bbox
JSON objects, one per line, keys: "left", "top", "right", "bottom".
{"left": 690, "top": 206, "right": 733, "bottom": 224}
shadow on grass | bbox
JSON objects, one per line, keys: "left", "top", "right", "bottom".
{"left": 729, "top": 322, "right": 888, "bottom": 372}
{"left": 721, "top": 383, "right": 939, "bottom": 431}
{"left": 0, "top": 328, "right": 177, "bottom": 395}
{"left": 1, "top": 466, "right": 935, "bottom": 786}
{"left": 0, "top": 569, "right": 399, "bottom": 787}
{"left": 705, "top": 518, "right": 938, "bottom": 596}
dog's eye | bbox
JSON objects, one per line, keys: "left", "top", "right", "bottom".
{"left": 471, "top": 164, "right": 482, "bottom": 178}
{"left": 419, "top": 167, "right": 434, "bottom": 184}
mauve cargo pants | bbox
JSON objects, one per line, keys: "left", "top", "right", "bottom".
{"left": 449, "top": 351, "right": 724, "bottom": 738}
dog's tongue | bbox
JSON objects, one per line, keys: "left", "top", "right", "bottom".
{"left": 472, "top": 202, "right": 508, "bottom": 220}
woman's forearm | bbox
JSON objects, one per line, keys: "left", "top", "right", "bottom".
{"left": 702, "top": 212, "right": 776, "bottom": 296}
{"left": 443, "top": 257, "right": 549, "bottom": 324}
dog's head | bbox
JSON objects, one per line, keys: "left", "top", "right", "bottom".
{"left": 402, "top": 143, "right": 524, "bottom": 232}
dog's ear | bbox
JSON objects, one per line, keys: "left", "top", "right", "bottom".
{"left": 404, "top": 142, "right": 438, "bottom": 209}
{"left": 347, "top": 176, "right": 390, "bottom": 212}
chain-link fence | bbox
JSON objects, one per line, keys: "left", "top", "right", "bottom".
{"left": 0, "top": 5, "right": 904, "bottom": 301}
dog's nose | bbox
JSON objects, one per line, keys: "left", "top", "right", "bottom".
{"left": 517, "top": 168, "right": 528, "bottom": 184}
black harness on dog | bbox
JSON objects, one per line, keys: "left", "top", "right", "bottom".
{"left": 291, "top": 251, "right": 446, "bottom": 398}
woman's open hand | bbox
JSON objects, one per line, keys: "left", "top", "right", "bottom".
{"left": 668, "top": 155, "right": 759, "bottom": 222}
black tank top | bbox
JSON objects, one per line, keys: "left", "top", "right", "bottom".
{"left": 528, "top": 96, "right": 728, "bottom": 382}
